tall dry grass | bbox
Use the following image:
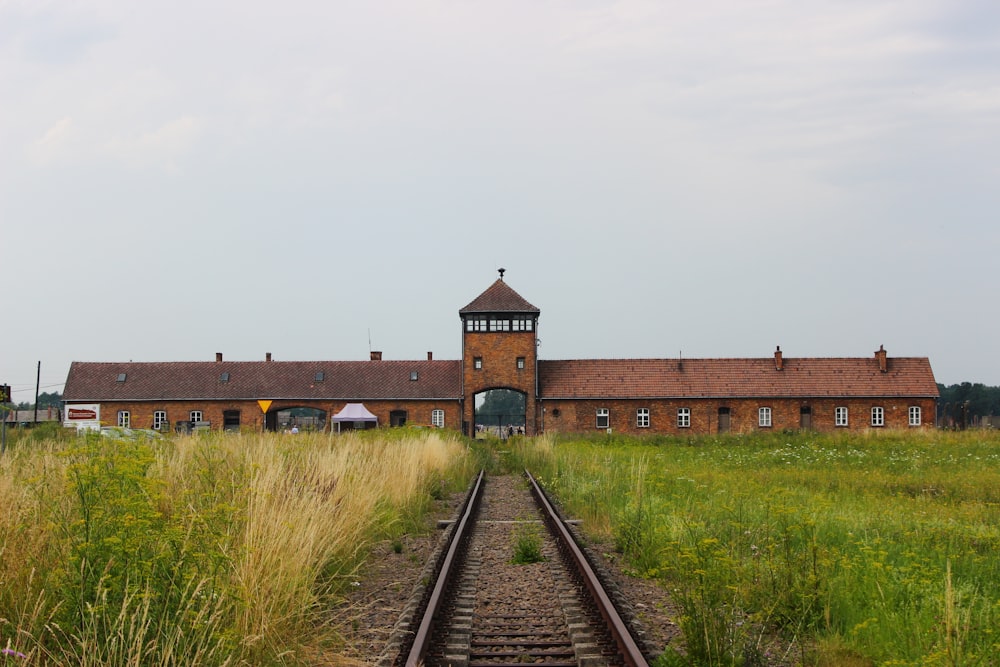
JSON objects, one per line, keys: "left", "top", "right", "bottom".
{"left": 0, "top": 428, "right": 474, "bottom": 665}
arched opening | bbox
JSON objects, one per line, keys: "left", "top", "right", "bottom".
{"left": 474, "top": 388, "right": 526, "bottom": 439}
{"left": 267, "top": 406, "right": 327, "bottom": 433}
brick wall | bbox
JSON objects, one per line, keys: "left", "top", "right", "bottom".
{"left": 86, "top": 399, "right": 464, "bottom": 433}
{"left": 463, "top": 330, "right": 537, "bottom": 434}
{"left": 539, "top": 397, "right": 937, "bottom": 435}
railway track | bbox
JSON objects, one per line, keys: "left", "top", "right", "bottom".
{"left": 390, "top": 470, "right": 651, "bottom": 667}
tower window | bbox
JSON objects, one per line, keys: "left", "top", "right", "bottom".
{"left": 466, "top": 316, "right": 488, "bottom": 332}
{"left": 516, "top": 357, "right": 525, "bottom": 369}
{"left": 474, "top": 357, "right": 482, "bottom": 370}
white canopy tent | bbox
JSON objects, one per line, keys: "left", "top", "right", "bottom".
{"left": 330, "top": 403, "right": 378, "bottom": 432}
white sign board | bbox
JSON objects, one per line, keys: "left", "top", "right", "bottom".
{"left": 65, "top": 404, "right": 101, "bottom": 431}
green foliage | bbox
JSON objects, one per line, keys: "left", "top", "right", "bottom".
{"left": 2, "top": 429, "right": 475, "bottom": 664}
{"left": 515, "top": 430, "right": 1000, "bottom": 666}
{"left": 10, "top": 391, "right": 62, "bottom": 411}
{"left": 937, "top": 382, "right": 1000, "bottom": 421}
{"left": 56, "top": 433, "right": 162, "bottom": 627}
{"left": 477, "top": 389, "right": 527, "bottom": 426}
{"left": 48, "top": 433, "right": 237, "bottom": 661}
{"left": 510, "top": 524, "right": 546, "bottom": 565}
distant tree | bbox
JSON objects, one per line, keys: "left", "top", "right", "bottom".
{"left": 10, "top": 392, "right": 62, "bottom": 411}
{"left": 937, "top": 383, "right": 1000, "bottom": 424}
{"left": 476, "top": 389, "right": 526, "bottom": 426}
{"left": 38, "top": 391, "right": 62, "bottom": 408}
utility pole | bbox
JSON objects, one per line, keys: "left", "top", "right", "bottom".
{"left": 1, "top": 383, "right": 10, "bottom": 455}
{"left": 34, "top": 361, "right": 40, "bottom": 427}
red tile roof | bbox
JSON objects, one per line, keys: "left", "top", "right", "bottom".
{"left": 459, "top": 279, "right": 540, "bottom": 314}
{"left": 63, "top": 360, "right": 463, "bottom": 402}
{"left": 64, "top": 355, "right": 938, "bottom": 403}
{"left": 537, "top": 357, "right": 938, "bottom": 399}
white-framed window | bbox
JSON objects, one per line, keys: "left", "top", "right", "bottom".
{"left": 474, "top": 357, "right": 483, "bottom": 370}
{"left": 871, "top": 406, "right": 884, "bottom": 427}
{"left": 117, "top": 410, "right": 130, "bottom": 428}
{"left": 512, "top": 318, "right": 533, "bottom": 331}
{"left": 677, "top": 407, "right": 691, "bottom": 428}
{"left": 489, "top": 318, "right": 511, "bottom": 332}
{"left": 758, "top": 407, "right": 772, "bottom": 427}
{"left": 835, "top": 407, "right": 848, "bottom": 427}
{"left": 637, "top": 408, "right": 650, "bottom": 428}
{"left": 466, "top": 316, "right": 488, "bottom": 332}
{"left": 190, "top": 410, "right": 203, "bottom": 423}
{"left": 153, "top": 410, "right": 167, "bottom": 431}
{"left": 908, "top": 406, "right": 921, "bottom": 426}
{"left": 516, "top": 357, "right": 525, "bottom": 369}
{"left": 431, "top": 409, "right": 445, "bottom": 428}
{"left": 596, "top": 408, "right": 609, "bottom": 429}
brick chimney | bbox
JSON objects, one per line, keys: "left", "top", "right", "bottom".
{"left": 774, "top": 345, "right": 783, "bottom": 371}
{"left": 875, "top": 345, "right": 887, "bottom": 373}
{"left": 216, "top": 352, "right": 223, "bottom": 362}
{"left": 427, "top": 351, "right": 433, "bottom": 361}
{"left": 370, "top": 351, "right": 382, "bottom": 361}
{"left": 266, "top": 352, "right": 272, "bottom": 362}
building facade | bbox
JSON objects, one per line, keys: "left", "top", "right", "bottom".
{"left": 63, "top": 275, "right": 939, "bottom": 435}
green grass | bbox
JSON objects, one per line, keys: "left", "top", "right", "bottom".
{"left": 0, "top": 428, "right": 477, "bottom": 665}
{"left": 510, "top": 524, "right": 546, "bottom": 564}
{"left": 508, "top": 430, "right": 1000, "bottom": 666}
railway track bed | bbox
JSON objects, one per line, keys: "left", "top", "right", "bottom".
{"left": 383, "top": 472, "right": 658, "bottom": 667}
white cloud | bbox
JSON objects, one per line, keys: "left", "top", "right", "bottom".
{"left": 104, "top": 115, "right": 202, "bottom": 170}
{"left": 27, "top": 115, "right": 77, "bottom": 165}
{"left": 2, "top": 0, "right": 999, "bottom": 387}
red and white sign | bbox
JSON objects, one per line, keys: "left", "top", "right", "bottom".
{"left": 65, "top": 404, "right": 100, "bottom": 430}
{"left": 68, "top": 407, "right": 98, "bottom": 420}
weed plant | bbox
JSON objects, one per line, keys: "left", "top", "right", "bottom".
{"left": 0, "top": 427, "right": 475, "bottom": 665}
{"left": 511, "top": 524, "right": 546, "bottom": 565}
{"left": 508, "top": 430, "right": 1000, "bottom": 666}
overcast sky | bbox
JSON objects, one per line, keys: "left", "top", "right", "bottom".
{"left": 2, "top": 0, "right": 998, "bottom": 403}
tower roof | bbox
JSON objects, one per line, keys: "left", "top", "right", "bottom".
{"left": 459, "top": 279, "right": 540, "bottom": 315}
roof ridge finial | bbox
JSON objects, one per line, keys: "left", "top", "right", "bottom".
{"left": 498, "top": 267, "right": 506, "bottom": 280}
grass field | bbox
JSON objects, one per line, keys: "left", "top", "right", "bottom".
{"left": 507, "top": 430, "right": 1000, "bottom": 666}
{"left": 4, "top": 425, "right": 997, "bottom": 665}
{"left": 0, "top": 427, "right": 480, "bottom": 665}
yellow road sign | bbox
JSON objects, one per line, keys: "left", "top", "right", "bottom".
{"left": 257, "top": 400, "right": 272, "bottom": 413}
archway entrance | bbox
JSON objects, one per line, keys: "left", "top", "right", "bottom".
{"left": 474, "top": 388, "right": 526, "bottom": 439}
{"left": 265, "top": 406, "right": 327, "bottom": 432}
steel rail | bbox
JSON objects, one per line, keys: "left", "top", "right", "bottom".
{"left": 404, "top": 468, "right": 486, "bottom": 667}
{"left": 526, "top": 469, "right": 651, "bottom": 667}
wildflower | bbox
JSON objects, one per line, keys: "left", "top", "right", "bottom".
{"left": 1, "top": 648, "right": 27, "bottom": 659}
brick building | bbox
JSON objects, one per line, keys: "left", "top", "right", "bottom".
{"left": 63, "top": 274, "right": 938, "bottom": 435}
